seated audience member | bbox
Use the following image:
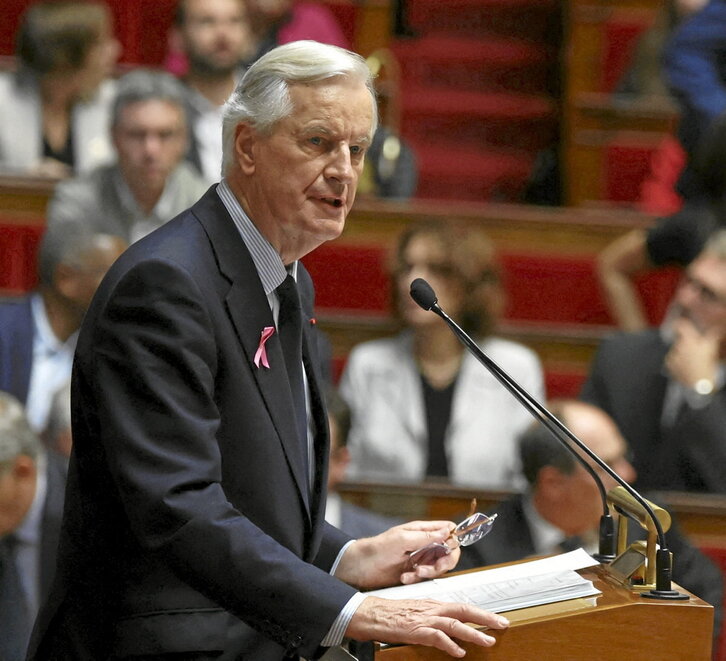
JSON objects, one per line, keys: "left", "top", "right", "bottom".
{"left": 47, "top": 69, "right": 207, "bottom": 244}
{"left": 615, "top": 0, "right": 707, "bottom": 101}
{"left": 43, "top": 381, "right": 72, "bottom": 458}
{"left": 340, "top": 220, "right": 545, "bottom": 490}
{"left": 325, "top": 388, "right": 402, "bottom": 538}
{"left": 0, "top": 0, "right": 119, "bottom": 177}
{"left": 459, "top": 400, "right": 723, "bottom": 638}
{"left": 244, "top": 0, "right": 349, "bottom": 64}
{"left": 583, "top": 230, "right": 726, "bottom": 493}
{"left": 0, "top": 225, "right": 126, "bottom": 434}
{"left": 598, "top": 111, "right": 726, "bottom": 331}
{"left": 664, "top": 0, "right": 726, "bottom": 201}
{"left": 0, "top": 392, "right": 68, "bottom": 661}
{"left": 170, "top": 0, "right": 254, "bottom": 184}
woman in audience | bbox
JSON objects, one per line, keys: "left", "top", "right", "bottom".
{"left": 339, "top": 220, "right": 545, "bottom": 490}
{"left": 0, "top": 1, "right": 120, "bottom": 177}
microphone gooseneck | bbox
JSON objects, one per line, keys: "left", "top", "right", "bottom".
{"left": 409, "top": 278, "right": 687, "bottom": 598}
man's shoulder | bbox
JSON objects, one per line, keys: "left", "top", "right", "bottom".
{"left": 0, "top": 295, "right": 33, "bottom": 327}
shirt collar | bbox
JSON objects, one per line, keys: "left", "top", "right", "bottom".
{"left": 30, "top": 293, "right": 77, "bottom": 355}
{"left": 216, "top": 178, "right": 297, "bottom": 293}
{"left": 522, "top": 492, "right": 566, "bottom": 556}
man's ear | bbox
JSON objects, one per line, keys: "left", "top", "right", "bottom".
{"left": 235, "top": 123, "right": 257, "bottom": 175}
{"left": 537, "top": 465, "right": 568, "bottom": 496}
{"left": 54, "top": 263, "right": 80, "bottom": 300}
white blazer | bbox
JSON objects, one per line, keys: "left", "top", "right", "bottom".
{"left": 339, "top": 332, "right": 545, "bottom": 490}
{"left": 0, "top": 72, "right": 115, "bottom": 174}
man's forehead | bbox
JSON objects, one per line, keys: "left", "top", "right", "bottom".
{"left": 692, "top": 254, "right": 726, "bottom": 291}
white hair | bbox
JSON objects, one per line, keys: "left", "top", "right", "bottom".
{"left": 221, "top": 40, "right": 378, "bottom": 175}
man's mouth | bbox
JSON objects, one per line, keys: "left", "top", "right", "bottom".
{"left": 319, "top": 196, "right": 344, "bottom": 208}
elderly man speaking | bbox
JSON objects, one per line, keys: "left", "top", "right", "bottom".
{"left": 27, "top": 41, "right": 508, "bottom": 661}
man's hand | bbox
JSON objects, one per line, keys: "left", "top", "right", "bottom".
{"left": 345, "top": 596, "right": 509, "bottom": 658}
{"left": 665, "top": 316, "right": 721, "bottom": 388}
{"left": 335, "top": 521, "right": 460, "bottom": 590}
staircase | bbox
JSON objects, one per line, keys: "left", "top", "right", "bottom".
{"left": 391, "top": 0, "right": 561, "bottom": 203}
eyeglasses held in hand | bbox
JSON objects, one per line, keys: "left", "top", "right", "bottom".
{"left": 405, "top": 499, "right": 498, "bottom": 570}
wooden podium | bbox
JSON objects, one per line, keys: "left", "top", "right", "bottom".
{"left": 375, "top": 565, "right": 714, "bottom": 660}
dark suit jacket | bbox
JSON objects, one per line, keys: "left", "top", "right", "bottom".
{"left": 580, "top": 329, "right": 726, "bottom": 493}
{"left": 459, "top": 494, "right": 724, "bottom": 637}
{"left": 0, "top": 295, "right": 34, "bottom": 405}
{"left": 28, "top": 187, "right": 356, "bottom": 661}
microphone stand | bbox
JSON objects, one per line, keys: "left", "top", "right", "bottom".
{"left": 410, "top": 278, "right": 688, "bottom": 599}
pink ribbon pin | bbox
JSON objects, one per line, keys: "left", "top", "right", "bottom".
{"left": 254, "top": 326, "right": 275, "bottom": 368}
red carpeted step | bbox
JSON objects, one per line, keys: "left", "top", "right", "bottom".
{"left": 401, "top": 86, "right": 557, "bottom": 152}
{"left": 392, "top": 33, "right": 553, "bottom": 94}
{"left": 407, "top": 0, "right": 560, "bottom": 43}
{"left": 411, "top": 143, "right": 534, "bottom": 202}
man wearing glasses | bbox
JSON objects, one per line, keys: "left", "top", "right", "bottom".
{"left": 27, "top": 41, "right": 508, "bottom": 661}
{"left": 582, "top": 229, "right": 726, "bottom": 494}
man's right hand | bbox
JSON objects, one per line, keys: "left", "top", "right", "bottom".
{"left": 345, "top": 595, "right": 509, "bottom": 658}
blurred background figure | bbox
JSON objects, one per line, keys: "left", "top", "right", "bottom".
{"left": 664, "top": 0, "right": 726, "bottom": 203}
{"left": 0, "top": 224, "right": 127, "bottom": 436}
{"left": 0, "top": 0, "right": 120, "bottom": 177}
{"left": 47, "top": 69, "right": 207, "bottom": 244}
{"left": 458, "top": 400, "right": 723, "bottom": 640}
{"left": 615, "top": 0, "right": 708, "bottom": 101}
{"left": 584, "top": 230, "right": 726, "bottom": 493}
{"left": 244, "top": 0, "right": 349, "bottom": 63}
{"left": 0, "top": 392, "right": 67, "bottom": 661}
{"left": 324, "top": 388, "right": 402, "bottom": 538}
{"left": 598, "top": 110, "right": 726, "bottom": 331}
{"left": 170, "top": 0, "right": 254, "bottom": 184}
{"left": 340, "top": 219, "right": 545, "bottom": 490}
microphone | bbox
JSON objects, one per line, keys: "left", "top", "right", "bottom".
{"left": 410, "top": 277, "right": 687, "bottom": 599}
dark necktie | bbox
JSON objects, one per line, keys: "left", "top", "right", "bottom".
{"left": 276, "top": 275, "right": 309, "bottom": 477}
{"left": 0, "top": 533, "right": 32, "bottom": 661}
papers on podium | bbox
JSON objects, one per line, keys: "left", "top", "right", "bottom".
{"left": 368, "top": 548, "right": 601, "bottom": 614}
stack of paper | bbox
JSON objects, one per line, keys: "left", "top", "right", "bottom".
{"left": 368, "top": 548, "right": 601, "bottom": 614}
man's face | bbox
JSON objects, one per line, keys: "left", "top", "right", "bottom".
{"left": 0, "top": 459, "right": 35, "bottom": 536}
{"left": 238, "top": 78, "right": 374, "bottom": 262}
{"left": 179, "top": 0, "right": 251, "bottom": 75}
{"left": 672, "top": 254, "right": 726, "bottom": 336}
{"left": 113, "top": 99, "right": 188, "bottom": 193}
{"left": 555, "top": 405, "right": 636, "bottom": 535}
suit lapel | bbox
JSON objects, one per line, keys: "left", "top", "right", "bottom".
{"left": 192, "top": 189, "right": 312, "bottom": 520}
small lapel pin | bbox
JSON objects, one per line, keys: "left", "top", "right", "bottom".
{"left": 309, "top": 317, "right": 317, "bottom": 326}
{"left": 254, "top": 326, "right": 275, "bottom": 368}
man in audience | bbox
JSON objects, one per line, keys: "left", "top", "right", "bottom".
{"left": 582, "top": 230, "right": 726, "bottom": 493}
{"left": 47, "top": 69, "right": 208, "bottom": 244}
{"left": 171, "top": 0, "right": 254, "bottom": 183}
{"left": 28, "top": 42, "right": 508, "bottom": 660}
{"left": 459, "top": 400, "right": 723, "bottom": 638}
{"left": 0, "top": 392, "right": 67, "bottom": 661}
{"left": 325, "top": 388, "right": 402, "bottom": 538}
{"left": 0, "top": 225, "right": 126, "bottom": 435}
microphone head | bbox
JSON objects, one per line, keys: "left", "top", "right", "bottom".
{"left": 410, "top": 278, "right": 438, "bottom": 311}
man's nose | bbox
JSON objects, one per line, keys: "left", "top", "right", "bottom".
{"left": 325, "top": 147, "right": 354, "bottom": 184}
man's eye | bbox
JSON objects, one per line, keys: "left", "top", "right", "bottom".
{"left": 309, "top": 137, "right": 322, "bottom": 146}
{"left": 350, "top": 145, "right": 363, "bottom": 155}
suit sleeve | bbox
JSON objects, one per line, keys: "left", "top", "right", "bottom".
{"left": 87, "top": 258, "right": 356, "bottom": 657}
{"left": 676, "top": 395, "right": 726, "bottom": 493}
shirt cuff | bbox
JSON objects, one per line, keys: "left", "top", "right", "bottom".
{"left": 320, "top": 592, "right": 368, "bottom": 648}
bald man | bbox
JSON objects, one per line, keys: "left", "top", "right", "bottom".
{"left": 459, "top": 400, "right": 723, "bottom": 638}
